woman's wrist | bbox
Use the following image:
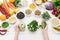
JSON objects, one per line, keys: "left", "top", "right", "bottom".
{"left": 15, "top": 32, "right": 19, "bottom": 35}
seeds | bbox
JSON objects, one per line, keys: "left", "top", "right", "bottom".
{"left": 35, "top": 10, "right": 41, "bottom": 16}
{"left": 25, "top": 9, "right": 32, "bottom": 15}
{"left": 51, "top": 18, "right": 59, "bottom": 26}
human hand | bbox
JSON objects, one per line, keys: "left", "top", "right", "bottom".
{"left": 14, "top": 25, "right": 20, "bottom": 34}
{"left": 41, "top": 19, "right": 49, "bottom": 40}
{"left": 42, "top": 26, "right": 49, "bottom": 40}
{"left": 41, "top": 19, "right": 48, "bottom": 30}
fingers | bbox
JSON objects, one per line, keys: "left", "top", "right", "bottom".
{"left": 14, "top": 25, "right": 18, "bottom": 29}
{"left": 41, "top": 19, "right": 45, "bottom": 24}
{"left": 41, "top": 19, "right": 48, "bottom": 30}
{"left": 45, "top": 25, "right": 48, "bottom": 30}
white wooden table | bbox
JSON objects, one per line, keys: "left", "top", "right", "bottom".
{"left": 0, "top": 0, "right": 60, "bottom": 40}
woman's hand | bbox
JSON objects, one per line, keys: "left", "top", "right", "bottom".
{"left": 14, "top": 25, "right": 20, "bottom": 34}
{"left": 14, "top": 25, "right": 20, "bottom": 40}
{"left": 41, "top": 19, "right": 49, "bottom": 40}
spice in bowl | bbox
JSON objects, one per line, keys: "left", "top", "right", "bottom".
{"left": 51, "top": 18, "right": 59, "bottom": 27}
{"left": 35, "top": 10, "right": 41, "bottom": 16}
{"left": 29, "top": 3, "right": 36, "bottom": 9}
{"left": 9, "top": 17, "right": 16, "bottom": 24}
{"left": 25, "top": 9, "right": 32, "bottom": 15}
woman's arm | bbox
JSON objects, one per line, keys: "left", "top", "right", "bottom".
{"left": 41, "top": 20, "right": 49, "bottom": 40}
{"left": 42, "top": 26, "right": 49, "bottom": 40}
{"left": 14, "top": 25, "right": 19, "bottom": 40}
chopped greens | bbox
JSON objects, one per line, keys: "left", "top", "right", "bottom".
{"left": 2, "top": 22, "right": 9, "bottom": 28}
{"left": 42, "top": 11, "right": 51, "bottom": 20}
{"left": 27, "top": 20, "right": 38, "bottom": 32}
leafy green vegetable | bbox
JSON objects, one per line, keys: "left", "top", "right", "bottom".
{"left": 39, "top": 21, "right": 47, "bottom": 29}
{"left": 52, "top": 0, "right": 57, "bottom": 2}
{"left": 57, "top": 15, "right": 60, "bottom": 18}
{"left": 28, "top": 20, "right": 38, "bottom": 32}
{"left": 42, "top": 11, "right": 51, "bottom": 20}
{"left": 57, "top": 6, "right": 60, "bottom": 13}
{"left": 13, "top": 0, "right": 21, "bottom": 7}
{"left": 2, "top": 22, "right": 9, "bottom": 28}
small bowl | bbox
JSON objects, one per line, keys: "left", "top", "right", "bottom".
{"left": 9, "top": 16, "right": 17, "bottom": 24}
{"left": 18, "top": 21, "right": 26, "bottom": 32}
{"left": 51, "top": 18, "right": 60, "bottom": 27}
{"left": 0, "top": 21, "right": 10, "bottom": 30}
{"left": 33, "top": 0, "right": 42, "bottom": 6}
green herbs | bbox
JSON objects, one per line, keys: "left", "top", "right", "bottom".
{"left": 13, "top": 0, "right": 21, "bottom": 7}
{"left": 42, "top": 11, "right": 51, "bottom": 20}
{"left": 54, "top": 1, "right": 60, "bottom": 7}
{"left": 57, "top": 6, "right": 60, "bottom": 14}
{"left": 27, "top": 20, "right": 47, "bottom": 32}
{"left": 39, "top": 21, "right": 47, "bottom": 29}
{"left": 2, "top": 22, "right": 9, "bottom": 28}
{"left": 27, "top": 20, "right": 38, "bottom": 32}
